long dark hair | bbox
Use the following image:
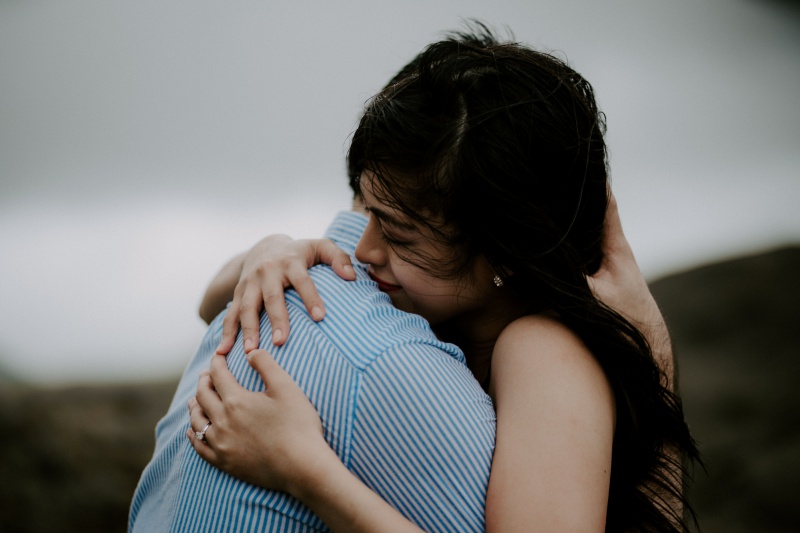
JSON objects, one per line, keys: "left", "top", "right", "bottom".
{"left": 347, "top": 24, "right": 699, "bottom": 532}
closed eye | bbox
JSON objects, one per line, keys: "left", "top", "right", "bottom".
{"left": 379, "top": 230, "right": 414, "bottom": 248}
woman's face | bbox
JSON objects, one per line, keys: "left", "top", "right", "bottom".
{"left": 354, "top": 171, "right": 498, "bottom": 327}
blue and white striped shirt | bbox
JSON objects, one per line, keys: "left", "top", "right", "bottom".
{"left": 129, "top": 211, "right": 496, "bottom": 532}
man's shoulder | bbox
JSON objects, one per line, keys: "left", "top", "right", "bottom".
{"left": 297, "top": 266, "right": 465, "bottom": 369}
{"left": 324, "top": 210, "right": 368, "bottom": 255}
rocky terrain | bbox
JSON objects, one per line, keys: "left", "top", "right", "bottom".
{"left": 1, "top": 246, "right": 798, "bottom": 532}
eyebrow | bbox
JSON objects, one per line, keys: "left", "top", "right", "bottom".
{"left": 367, "top": 206, "right": 418, "bottom": 232}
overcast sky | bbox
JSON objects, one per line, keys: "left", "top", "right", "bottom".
{"left": 1, "top": 0, "right": 798, "bottom": 383}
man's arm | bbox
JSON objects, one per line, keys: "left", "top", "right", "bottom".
{"left": 587, "top": 193, "right": 686, "bottom": 526}
{"left": 587, "top": 193, "right": 676, "bottom": 390}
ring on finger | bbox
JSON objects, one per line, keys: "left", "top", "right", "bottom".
{"left": 195, "top": 421, "right": 212, "bottom": 443}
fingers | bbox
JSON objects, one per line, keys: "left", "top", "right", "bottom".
{"left": 253, "top": 262, "right": 294, "bottom": 347}
{"left": 238, "top": 283, "right": 265, "bottom": 351}
{"left": 208, "top": 353, "right": 244, "bottom": 398}
{"left": 195, "top": 370, "right": 224, "bottom": 424}
{"left": 333, "top": 261, "right": 357, "bottom": 281}
{"left": 219, "top": 237, "right": 354, "bottom": 351}
{"left": 247, "top": 349, "right": 290, "bottom": 394}
{"left": 188, "top": 396, "right": 209, "bottom": 434}
{"left": 282, "top": 239, "right": 354, "bottom": 327}
{"left": 216, "top": 305, "right": 239, "bottom": 355}
{"left": 262, "top": 286, "right": 290, "bottom": 346}
{"left": 187, "top": 395, "right": 218, "bottom": 460}
{"left": 315, "top": 239, "right": 357, "bottom": 281}
{"left": 266, "top": 246, "right": 335, "bottom": 338}
{"left": 186, "top": 426, "right": 220, "bottom": 464}
{"left": 290, "top": 274, "right": 326, "bottom": 323}
{"left": 186, "top": 404, "right": 220, "bottom": 464}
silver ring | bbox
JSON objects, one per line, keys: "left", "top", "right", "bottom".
{"left": 196, "top": 421, "right": 212, "bottom": 442}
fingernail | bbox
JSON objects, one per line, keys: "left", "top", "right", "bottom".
{"left": 244, "top": 339, "right": 254, "bottom": 352}
{"left": 272, "top": 329, "right": 282, "bottom": 344}
{"left": 311, "top": 306, "right": 324, "bottom": 320}
{"left": 344, "top": 265, "right": 355, "bottom": 277}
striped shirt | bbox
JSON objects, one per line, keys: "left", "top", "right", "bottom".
{"left": 129, "top": 211, "right": 496, "bottom": 532}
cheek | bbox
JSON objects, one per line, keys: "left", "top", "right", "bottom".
{"left": 395, "top": 275, "right": 475, "bottom": 323}
{"left": 386, "top": 250, "right": 487, "bottom": 322}
{"left": 393, "top": 265, "right": 449, "bottom": 298}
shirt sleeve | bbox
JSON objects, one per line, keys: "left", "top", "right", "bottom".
{"left": 348, "top": 341, "right": 496, "bottom": 533}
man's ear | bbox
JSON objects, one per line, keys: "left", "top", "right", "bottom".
{"left": 351, "top": 194, "right": 365, "bottom": 212}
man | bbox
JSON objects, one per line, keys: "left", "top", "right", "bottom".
{"left": 129, "top": 208, "right": 497, "bottom": 532}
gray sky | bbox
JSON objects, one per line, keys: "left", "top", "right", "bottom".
{"left": 1, "top": 0, "right": 798, "bottom": 383}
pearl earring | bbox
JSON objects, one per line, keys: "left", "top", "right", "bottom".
{"left": 493, "top": 274, "right": 504, "bottom": 288}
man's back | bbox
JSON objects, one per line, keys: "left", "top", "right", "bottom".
{"left": 129, "top": 212, "right": 496, "bottom": 532}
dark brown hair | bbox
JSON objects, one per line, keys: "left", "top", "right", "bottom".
{"left": 348, "top": 23, "right": 699, "bottom": 532}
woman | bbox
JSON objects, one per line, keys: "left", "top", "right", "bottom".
{"left": 189, "top": 27, "right": 698, "bottom": 532}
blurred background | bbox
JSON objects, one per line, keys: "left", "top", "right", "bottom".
{"left": 2, "top": 0, "right": 798, "bottom": 384}
{"left": 1, "top": 0, "right": 798, "bottom": 531}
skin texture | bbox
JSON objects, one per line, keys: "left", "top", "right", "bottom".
{"left": 486, "top": 315, "right": 614, "bottom": 531}
{"left": 587, "top": 195, "right": 676, "bottom": 391}
{"left": 188, "top": 191, "right": 676, "bottom": 531}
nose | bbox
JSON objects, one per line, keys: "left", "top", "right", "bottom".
{"left": 355, "top": 215, "right": 387, "bottom": 267}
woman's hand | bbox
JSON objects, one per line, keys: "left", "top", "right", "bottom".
{"left": 587, "top": 193, "right": 674, "bottom": 389}
{"left": 215, "top": 236, "right": 356, "bottom": 355}
{"left": 187, "top": 350, "right": 331, "bottom": 494}
{"left": 188, "top": 351, "right": 424, "bottom": 532}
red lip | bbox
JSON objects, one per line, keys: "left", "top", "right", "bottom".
{"left": 368, "top": 272, "right": 402, "bottom": 293}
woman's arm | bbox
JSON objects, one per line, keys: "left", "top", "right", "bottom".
{"left": 199, "top": 252, "right": 246, "bottom": 324}
{"left": 486, "top": 315, "right": 615, "bottom": 532}
{"left": 188, "top": 351, "right": 424, "bottom": 533}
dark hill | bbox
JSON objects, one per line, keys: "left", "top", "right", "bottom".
{"left": 1, "top": 246, "right": 798, "bottom": 532}
{"left": 650, "top": 245, "right": 800, "bottom": 532}
{"left": 0, "top": 380, "right": 178, "bottom": 532}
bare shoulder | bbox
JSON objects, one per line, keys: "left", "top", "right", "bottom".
{"left": 485, "top": 316, "right": 616, "bottom": 530}
{"left": 492, "top": 315, "right": 602, "bottom": 380}
{"left": 494, "top": 314, "right": 589, "bottom": 359}
{"left": 489, "top": 314, "right": 614, "bottom": 424}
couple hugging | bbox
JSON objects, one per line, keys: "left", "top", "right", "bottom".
{"left": 130, "top": 25, "right": 698, "bottom": 533}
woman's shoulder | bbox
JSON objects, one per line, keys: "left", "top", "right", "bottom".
{"left": 490, "top": 314, "right": 612, "bottom": 405}
{"left": 486, "top": 319, "right": 616, "bottom": 531}
{"left": 494, "top": 313, "right": 590, "bottom": 363}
